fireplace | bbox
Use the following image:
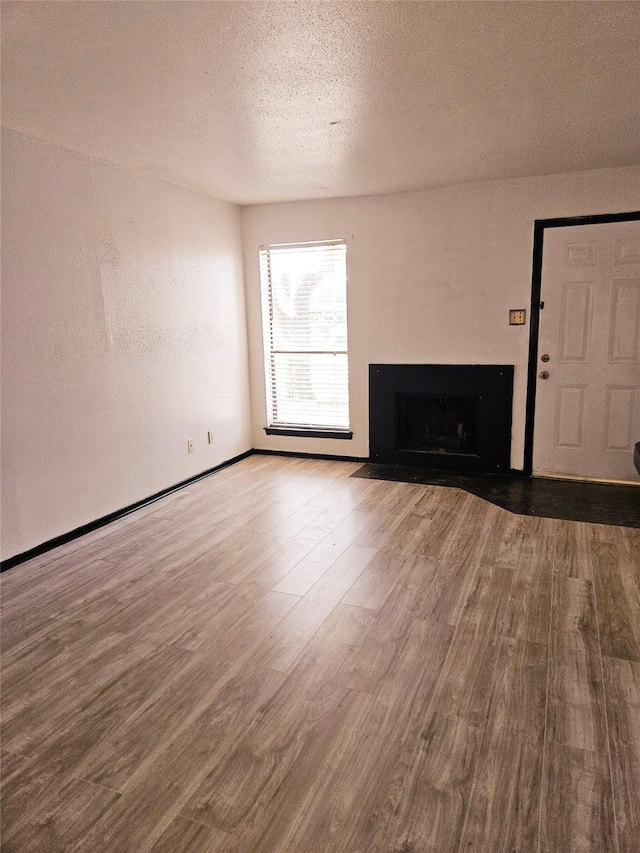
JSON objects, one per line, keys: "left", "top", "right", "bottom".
{"left": 369, "top": 364, "right": 514, "bottom": 474}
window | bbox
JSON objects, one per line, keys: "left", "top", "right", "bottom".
{"left": 259, "top": 239, "right": 350, "bottom": 437}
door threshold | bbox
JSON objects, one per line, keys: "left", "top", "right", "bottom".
{"left": 534, "top": 471, "right": 640, "bottom": 487}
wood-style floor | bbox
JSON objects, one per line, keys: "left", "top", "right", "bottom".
{"left": 1, "top": 454, "right": 638, "bottom": 853}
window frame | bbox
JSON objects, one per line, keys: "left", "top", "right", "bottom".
{"left": 259, "top": 239, "right": 352, "bottom": 440}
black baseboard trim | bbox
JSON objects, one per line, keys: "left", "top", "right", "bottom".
{"left": 253, "top": 448, "right": 369, "bottom": 463}
{"left": 0, "top": 450, "right": 254, "bottom": 573}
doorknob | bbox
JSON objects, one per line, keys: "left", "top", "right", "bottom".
{"left": 541, "top": 354, "right": 550, "bottom": 363}
{"left": 539, "top": 371, "right": 550, "bottom": 380}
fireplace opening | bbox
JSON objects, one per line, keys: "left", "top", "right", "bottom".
{"left": 396, "top": 393, "right": 479, "bottom": 456}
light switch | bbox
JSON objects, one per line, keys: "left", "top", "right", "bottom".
{"left": 509, "top": 309, "right": 526, "bottom": 325}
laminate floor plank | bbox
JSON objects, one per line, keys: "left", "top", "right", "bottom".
{"left": 180, "top": 605, "right": 370, "bottom": 836}
{"left": 430, "top": 563, "right": 514, "bottom": 723}
{"left": 353, "top": 507, "right": 432, "bottom": 557}
{"left": 408, "top": 486, "right": 443, "bottom": 519}
{"left": 247, "top": 617, "right": 454, "bottom": 853}
{"left": 412, "top": 555, "right": 476, "bottom": 626}
{"left": 511, "top": 513, "right": 561, "bottom": 538}
{"left": 0, "top": 606, "right": 59, "bottom": 660}
{"left": 591, "top": 540, "right": 640, "bottom": 662}
{"left": 297, "top": 493, "right": 370, "bottom": 542}
{"left": 71, "top": 572, "right": 224, "bottom": 640}
{"left": 0, "top": 515, "right": 168, "bottom": 601}
{"left": 248, "top": 472, "right": 337, "bottom": 508}
{"left": 245, "top": 503, "right": 326, "bottom": 545}
{"left": 201, "top": 535, "right": 318, "bottom": 591}
{"left": 1, "top": 613, "right": 169, "bottom": 729}
{"left": 243, "top": 691, "right": 371, "bottom": 853}
{"left": 1, "top": 614, "right": 104, "bottom": 693}
{"left": 458, "top": 638, "right": 548, "bottom": 853}
{"left": 554, "top": 527, "right": 595, "bottom": 580}
{"left": 126, "top": 580, "right": 258, "bottom": 650}
{"left": 150, "top": 815, "right": 234, "bottom": 853}
{"left": 540, "top": 743, "right": 616, "bottom": 853}
{"left": 332, "top": 555, "right": 440, "bottom": 693}
{"left": 73, "top": 667, "right": 288, "bottom": 853}
{"left": 45, "top": 565, "right": 172, "bottom": 627}
{"left": 601, "top": 655, "right": 640, "bottom": 853}
{"left": 4, "top": 566, "right": 164, "bottom": 660}
{"left": 1, "top": 456, "right": 636, "bottom": 853}
{"left": 274, "top": 511, "right": 373, "bottom": 595}
{"left": 404, "top": 488, "right": 473, "bottom": 559}
{"left": 340, "top": 549, "right": 433, "bottom": 611}
{"left": 502, "top": 534, "right": 553, "bottom": 646}
{"left": 587, "top": 521, "right": 629, "bottom": 544}
{"left": 437, "top": 497, "right": 501, "bottom": 569}
{"left": 305, "top": 476, "right": 376, "bottom": 509}
{"left": 3, "top": 641, "right": 193, "bottom": 760}
{"left": 382, "top": 711, "right": 483, "bottom": 853}
{"left": 2, "top": 775, "right": 120, "bottom": 853}
{"left": 0, "top": 552, "right": 149, "bottom": 630}
{"left": 219, "top": 610, "right": 380, "bottom": 853}
{"left": 478, "top": 511, "right": 533, "bottom": 570}
{"left": 79, "top": 513, "right": 237, "bottom": 571}
{"left": 259, "top": 545, "right": 376, "bottom": 671}
{"left": 1, "top": 631, "right": 128, "bottom": 728}
{"left": 148, "top": 491, "right": 276, "bottom": 526}
{"left": 0, "top": 750, "right": 27, "bottom": 785}
{"left": 1, "top": 750, "right": 62, "bottom": 834}
{"left": 354, "top": 480, "right": 426, "bottom": 516}
{"left": 2, "top": 524, "right": 238, "bottom": 637}
{"left": 273, "top": 510, "right": 376, "bottom": 596}
{"left": 411, "top": 499, "right": 505, "bottom": 630}
{"left": 622, "top": 526, "right": 640, "bottom": 563}
{"left": 547, "top": 576, "right": 608, "bottom": 754}
{"left": 173, "top": 528, "right": 284, "bottom": 588}
{"left": 75, "top": 591, "right": 300, "bottom": 792}
{"left": 321, "top": 619, "right": 455, "bottom": 853}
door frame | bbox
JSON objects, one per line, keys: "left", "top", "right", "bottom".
{"left": 523, "top": 209, "right": 640, "bottom": 477}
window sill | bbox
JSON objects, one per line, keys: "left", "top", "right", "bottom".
{"left": 264, "top": 426, "right": 353, "bottom": 440}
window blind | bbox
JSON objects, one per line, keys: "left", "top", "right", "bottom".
{"left": 259, "top": 240, "right": 349, "bottom": 431}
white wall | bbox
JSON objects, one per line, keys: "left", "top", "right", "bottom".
{"left": 1, "top": 130, "right": 251, "bottom": 560}
{"left": 242, "top": 165, "right": 640, "bottom": 464}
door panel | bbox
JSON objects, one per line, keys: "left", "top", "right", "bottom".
{"left": 554, "top": 385, "right": 587, "bottom": 450}
{"left": 603, "top": 385, "right": 638, "bottom": 451}
{"left": 533, "top": 220, "right": 640, "bottom": 483}
{"left": 558, "top": 282, "right": 592, "bottom": 362}
{"left": 609, "top": 279, "right": 640, "bottom": 362}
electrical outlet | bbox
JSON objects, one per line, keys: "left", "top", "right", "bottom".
{"left": 187, "top": 440, "right": 194, "bottom": 454}
{"left": 509, "top": 309, "right": 527, "bottom": 325}
{"left": 208, "top": 430, "right": 214, "bottom": 444}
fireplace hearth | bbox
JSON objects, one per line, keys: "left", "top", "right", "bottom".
{"left": 369, "top": 364, "right": 513, "bottom": 474}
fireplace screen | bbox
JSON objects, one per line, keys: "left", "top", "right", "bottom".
{"left": 396, "top": 393, "right": 479, "bottom": 455}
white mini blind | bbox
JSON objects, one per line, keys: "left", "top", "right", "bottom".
{"left": 259, "top": 240, "right": 349, "bottom": 430}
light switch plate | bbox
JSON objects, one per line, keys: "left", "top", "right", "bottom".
{"left": 509, "top": 309, "right": 526, "bottom": 325}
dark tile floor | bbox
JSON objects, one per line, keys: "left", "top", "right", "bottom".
{"left": 352, "top": 463, "right": 640, "bottom": 528}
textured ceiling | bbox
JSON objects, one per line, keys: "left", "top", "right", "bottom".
{"left": 2, "top": 1, "right": 639, "bottom": 205}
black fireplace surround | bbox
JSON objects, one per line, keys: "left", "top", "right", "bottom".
{"left": 369, "top": 364, "right": 514, "bottom": 474}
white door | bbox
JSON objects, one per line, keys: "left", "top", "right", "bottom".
{"left": 533, "top": 219, "right": 640, "bottom": 483}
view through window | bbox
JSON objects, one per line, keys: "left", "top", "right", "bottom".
{"left": 259, "top": 240, "right": 349, "bottom": 431}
